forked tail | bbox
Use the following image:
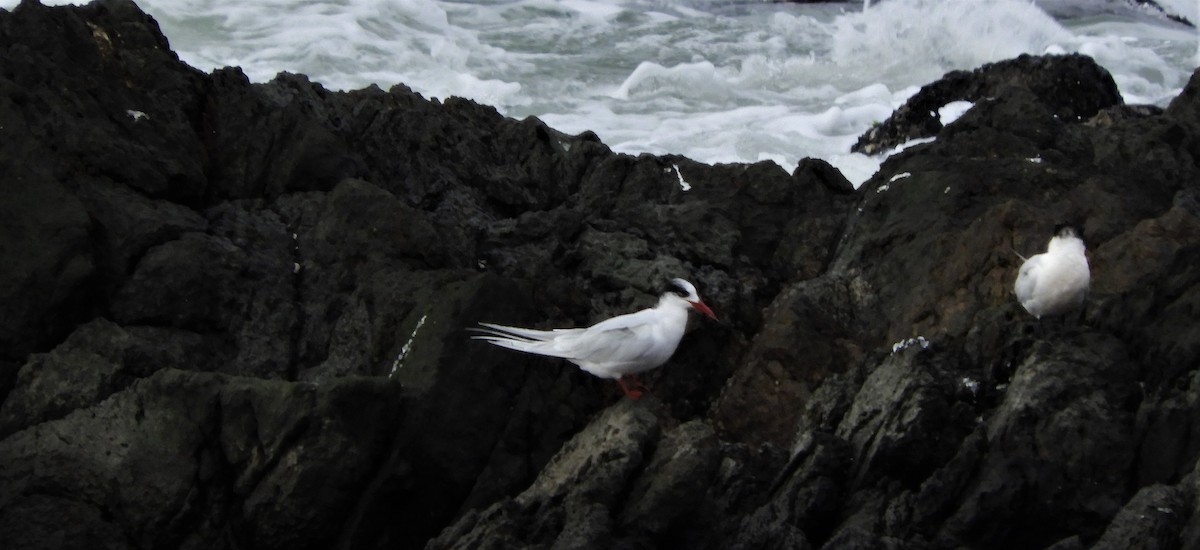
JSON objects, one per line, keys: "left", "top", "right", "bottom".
{"left": 469, "top": 322, "right": 579, "bottom": 359}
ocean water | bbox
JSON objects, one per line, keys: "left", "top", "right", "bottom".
{"left": 6, "top": 0, "right": 1197, "bottom": 186}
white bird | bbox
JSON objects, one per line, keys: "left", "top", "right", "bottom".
{"left": 473, "top": 278, "right": 718, "bottom": 399}
{"left": 1014, "top": 225, "right": 1090, "bottom": 319}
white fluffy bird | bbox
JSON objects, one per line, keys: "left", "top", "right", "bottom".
{"left": 1014, "top": 225, "right": 1091, "bottom": 319}
{"left": 473, "top": 278, "right": 718, "bottom": 399}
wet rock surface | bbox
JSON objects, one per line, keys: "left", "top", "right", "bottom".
{"left": 851, "top": 54, "right": 1123, "bottom": 155}
{"left": 1, "top": 1, "right": 1199, "bottom": 549}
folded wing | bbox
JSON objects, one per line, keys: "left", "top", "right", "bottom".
{"left": 473, "top": 307, "right": 672, "bottom": 375}
{"left": 1014, "top": 254, "right": 1043, "bottom": 306}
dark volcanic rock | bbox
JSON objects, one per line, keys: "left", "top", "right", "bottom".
{"left": 428, "top": 400, "right": 664, "bottom": 550}
{"left": 0, "top": 368, "right": 400, "bottom": 549}
{"left": 428, "top": 402, "right": 726, "bottom": 550}
{"left": 2, "top": 1, "right": 1200, "bottom": 550}
{"left": 0, "top": 1, "right": 851, "bottom": 548}
{"left": 851, "top": 54, "right": 1122, "bottom": 154}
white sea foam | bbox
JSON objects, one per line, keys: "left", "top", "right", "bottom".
{"left": 939, "top": 101, "right": 974, "bottom": 126}
{"left": 3, "top": 0, "right": 1194, "bottom": 188}
{"left": 833, "top": 0, "right": 1074, "bottom": 87}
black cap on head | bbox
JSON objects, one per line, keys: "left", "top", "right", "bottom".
{"left": 1053, "top": 222, "right": 1083, "bottom": 240}
{"left": 665, "top": 278, "right": 699, "bottom": 301}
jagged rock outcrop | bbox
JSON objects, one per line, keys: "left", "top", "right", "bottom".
{"left": 0, "top": 0, "right": 851, "bottom": 547}
{"left": 851, "top": 54, "right": 1123, "bottom": 154}
{"left": 1, "top": 1, "right": 1199, "bottom": 549}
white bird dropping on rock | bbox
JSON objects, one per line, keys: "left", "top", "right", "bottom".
{"left": 1014, "top": 224, "right": 1090, "bottom": 319}
{"left": 473, "top": 278, "right": 718, "bottom": 399}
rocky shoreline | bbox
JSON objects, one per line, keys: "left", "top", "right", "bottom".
{"left": 2, "top": 1, "right": 1199, "bottom": 549}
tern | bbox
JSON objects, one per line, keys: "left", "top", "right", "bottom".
{"left": 1014, "top": 224, "right": 1090, "bottom": 319}
{"left": 473, "top": 278, "right": 718, "bottom": 399}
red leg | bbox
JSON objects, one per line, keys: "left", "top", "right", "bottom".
{"left": 617, "top": 375, "right": 648, "bottom": 400}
